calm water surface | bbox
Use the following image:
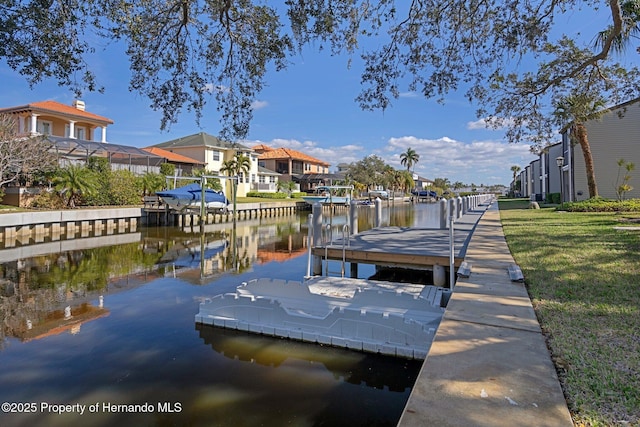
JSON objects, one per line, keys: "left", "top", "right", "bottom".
{"left": 0, "top": 203, "right": 440, "bottom": 427}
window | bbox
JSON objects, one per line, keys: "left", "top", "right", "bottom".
{"left": 37, "top": 120, "right": 53, "bottom": 135}
{"left": 259, "top": 175, "right": 265, "bottom": 183}
{"left": 269, "top": 176, "right": 276, "bottom": 183}
{"left": 64, "top": 124, "right": 87, "bottom": 139}
{"left": 75, "top": 127, "right": 86, "bottom": 140}
{"left": 238, "top": 173, "right": 244, "bottom": 183}
{"left": 251, "top": 174, "right": 256, "bottom": 183}
{"left": 213, "top": 151, "right": 220, "bottom": 161}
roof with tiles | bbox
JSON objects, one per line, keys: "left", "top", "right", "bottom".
{"left": 142, "top": 147, "right": 205, "bottom": 165}
{"left": 0, "top": 100, "right": 114, "bottom": 124}
{"left": 254, "top": 146, "right": 329, "bottom": 167}
{"left": 152, "top": 132, "right": 251, "bottom": 151}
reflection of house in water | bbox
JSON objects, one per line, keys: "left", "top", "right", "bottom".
{"left": 20, "top": 302, "right": 110, "bottom": 342}
{"left": 256, "top": 233, "right": 308, "bottom": 264}
{"left": 0, "top": 233, "right": 165, "bottom": 344}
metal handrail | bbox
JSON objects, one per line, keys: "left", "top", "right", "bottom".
{"left": 323, "top": 223, "right": 351, "bottom": 278}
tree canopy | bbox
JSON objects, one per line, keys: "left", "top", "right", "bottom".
{"left": 2, "top": 1, "right": 639, "bottom": 145}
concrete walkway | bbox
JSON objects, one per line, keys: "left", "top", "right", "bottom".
{"left": 398, "top": 201, "right": 574, "bottom": 427}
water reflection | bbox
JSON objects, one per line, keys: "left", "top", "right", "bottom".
{"left": 0, "top": 203, "right": 439, "bottom": 426}
{"left": 197, "top": 324, "right": 421, "bottom": 393}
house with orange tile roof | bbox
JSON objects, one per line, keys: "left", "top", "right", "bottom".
{"left": 0, "top": 99, "right": 166, "bottom": 177}
{"left": 142, "top": 147, "right": 205, "bottom": 175}
{"left": 0, "top": 99, "right": 114, "bottom": 142}
{"left": 253, "top": 145, "right": 329, "bottom": 176}
{"left": 253, "top": 145, "right": 341, "bottom": 192}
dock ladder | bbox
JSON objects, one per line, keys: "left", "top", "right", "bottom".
{"left": 323, "top": 224, "right": 350, "bottom": 277}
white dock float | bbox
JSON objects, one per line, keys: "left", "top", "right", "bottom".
{"left": 195, "top": 276, "right": 448, "bottom": 359}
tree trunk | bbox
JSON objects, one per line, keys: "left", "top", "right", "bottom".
{"left": 573, "top": 123, "right": 599, "bottom": 198}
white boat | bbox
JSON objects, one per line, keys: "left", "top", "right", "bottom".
{"left": 156, "top": 183, "right": 232, "bottom": 212}
{"left": 302, "top": 185, "right": 353, "bottom": 206}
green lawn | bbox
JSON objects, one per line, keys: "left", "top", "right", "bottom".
{"left": 498, "top": 199, "right": 640, "bottom": 427}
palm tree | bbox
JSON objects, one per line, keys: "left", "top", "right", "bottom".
{"left": 220, "top": 152, "right": 252, "bottom": 210}
{"left": 140, "top": 172, "right": 165, "bottom": 196}
{"left": 277, "top": 180, "right": 296, "bottom": 197}
{"left": 554, "top": 93, "right": 606, "bottom": 198}
{"left": 400, "top": 147, "right": 420, "bottom": 172}
{"left": 510, "top": 165, "right": 521, "bottom": 182}
{"left": 54, "top": 164, "right": 98, "bottom": 208}
{"left": 595, "top": 0, "right": 640, "bottom": 54}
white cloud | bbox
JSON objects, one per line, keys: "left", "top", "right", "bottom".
{"left": 250, "top": 100, "right": 268, "bottom": 110}
{"left": 384, "top": 135, "right": 535, "bottom": 184}
{"left": 399, "top": 91, "right": 419, "bottom": 98}
{"left": 467, "top": 117, "right": 516, "bottom": 131}
{"left": 245, "top": 133, "right": 536, "bottom": 185}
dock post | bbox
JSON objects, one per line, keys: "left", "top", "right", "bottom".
{"left": 312, "top": 203, "right": 323, "bottom": 275}
{"left": 349, "top": 200, "right": 358, "bottom": 235}
{"left": 457, "top": 197, "right": 463, "bottom": 219}
{"left": 374, "top": 198, "right": 382, "bottom": 228}
{"left": 449, "top": 214, "right": 455, "bottom": 288}
{"left": 448, "top": 198, "right": 456, "bottom": 225}
{"left": 439, "top": 198, "right": 448, "bottom": 229}
{"left": 306, "top": 214, "right": 313, "bottom": 279}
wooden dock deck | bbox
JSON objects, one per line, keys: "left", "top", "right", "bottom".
{"left": 312, "top": 207, "right": 486, "bottom": 270}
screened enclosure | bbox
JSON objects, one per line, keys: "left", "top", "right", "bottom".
{"left": 48, "top": 136, "right": 164, "bottom": 175}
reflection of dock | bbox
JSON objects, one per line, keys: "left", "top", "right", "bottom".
{"left": 196, "top": 277, "right": 448, "bottom": 359}
{"left": 195, "top": 323, "right": 422, "bottom": 392}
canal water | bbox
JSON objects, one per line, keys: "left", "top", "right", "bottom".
{"left": 0, "top": 203, "right": 441, "bottom": 427}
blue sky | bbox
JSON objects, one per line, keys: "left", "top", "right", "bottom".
{"left": 0, "top": 6, "right": 626, "bottom": 186}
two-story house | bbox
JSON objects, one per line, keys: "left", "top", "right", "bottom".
{"left": 151, "top": 132, "right": 262, "bottom": 197}
{"left": 0, "top": 99, "right": 170, "bottom": 175}
{"left": 253, "top": 144, "right": 333, "bottom": 192}
{"left": 0, "top": 99, "right": 114, "bottom": 142}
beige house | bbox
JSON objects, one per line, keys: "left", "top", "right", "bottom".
{"left": 0, "top": 99, "right": 114, "bottom": 142}
{"left": 0, "top": 100, "right": 165, "bottom": 175}
{"left": 152, "top": 133, "right": 262, "bottom": 197}
{"left": 560, "top": 98, "right": 640, "bottom": 201}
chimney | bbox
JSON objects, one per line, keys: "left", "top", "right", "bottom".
{"left": 72, "top": 100, "right": 85, "bottom": 111}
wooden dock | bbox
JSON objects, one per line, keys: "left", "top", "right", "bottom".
{"left": 312, "top": 207, "right": 486, "bottom": 271}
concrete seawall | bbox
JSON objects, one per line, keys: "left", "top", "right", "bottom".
{"left": 0, "top": 202, "right": 307, "bottom": 248}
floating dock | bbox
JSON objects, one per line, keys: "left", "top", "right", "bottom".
{"left": 195, "top": 276, "right": 449, "bottom": 359}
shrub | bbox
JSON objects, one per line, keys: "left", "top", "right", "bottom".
{"left": 562, "top": 197, "right": 640, "bottom": 212}
{"left": 109, "top": 170, "right": 142, "bottom": 205}
{"left": 546, "top": 193, "right": 561, "bottom": 204}
{"left": 246, "top": 192, "right": 288, "bottom": 199}
{"left": 31, "top": 190, "right": 66, "bottom": 209}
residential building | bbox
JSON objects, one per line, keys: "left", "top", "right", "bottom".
{"left": 152, "top": 133, "right": 263, "bottom": 197}
{"left": 0, "top": 100, "right": 164, "bottom": 176}
{"left": 413, "top": 175, "right": 435, "bottom": 192}
{"left": 253, "top": 144, "right": 330, "bottom": 192}
{"left": 0, "top": 99, "right": 113, "bottom": 142}
{"left": 253, "top": 145, "right": 329, "bottom": 176}
{"left": 142, "top": 147, "right": 205, "bottom": 175}
{"left": 515, "top": 98, "right": 640, "bottom": 202}
{"left": 560, "top": 97, "right": 640, "bottom": 201}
